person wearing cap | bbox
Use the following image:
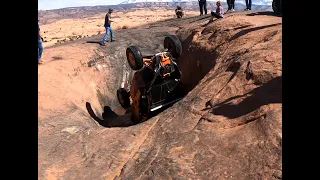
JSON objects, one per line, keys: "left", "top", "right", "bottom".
{"left": 101, "top": 8, "right": 115, "bottom": 46}
{"left": 38, "top": 21, "right": 44, "bottom": 64}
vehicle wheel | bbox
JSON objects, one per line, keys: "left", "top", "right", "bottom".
{"left": 126, "top": 45, "right": 144, "bottom": 70}
{"left": 164, "top": 35, "right": 182, "bottom": 58}
{"left": 117, "top": 88, "right": 130, "bottom": 108}
{"left": 171, "top": 63, "right": 181, "bottom": 80}
{"left": 272, "top": 0, "right": 282, "bottom": 16}
{"left": 139, "top": 95, "right": 151, "bottom": 122}
{"left": 131, "top": 93, "right": 151, "bottom": 124}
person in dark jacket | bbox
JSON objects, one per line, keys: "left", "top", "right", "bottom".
{"left": 226, "top": 0, "right": 235, "bottom": 12}
{"left": 175, "top": 5, "right": 184, "bottom": 18}
{"left": 198, "top": 0, "right": 207, "bottom": 15}
{"left": 38, "top": 21, "right": 44, "bottom": 64}
{"left": 101, "top": 8, "right": 115, "bottom": 46}
{"left": 244, "top": 0, "right": 252, "bottom": 10}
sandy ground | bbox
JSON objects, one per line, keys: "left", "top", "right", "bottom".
{"left": 40, "top": 8, "right": 200, "bottom": 47}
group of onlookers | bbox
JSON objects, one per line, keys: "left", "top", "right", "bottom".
{"left": 38, "top": 1, "right": 255, "bottom": 64}
{"left": 175, "top": 0, "right": 254, "bottom": 21}
{"left": 198, "top": 0, "right": 253, "bottom": 15}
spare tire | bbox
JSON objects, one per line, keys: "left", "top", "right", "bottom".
{"left": 126, "top": 46, "right": 144, "bottom": 70}
{"left": 164, "top": 35, "right": 182, "bottom": 58}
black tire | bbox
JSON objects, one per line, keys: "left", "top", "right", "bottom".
{"left": 117, "top": 88, "right": 130, "bottom": 108}
{"left": 164, "top": 35, "right": 182, "bottom": 58}
{"left": 131, "top": 94, "right": 151, "bottom": 124}
{"left": 126, "top": 46, "right": 144, "bottom": 70}
{"left": 272, "top": 0, "right": 282, "bottom": 16}
{"left": 139, "top": 95, "right": 151, "bottom": 121}
{"left": 171, "top": 63, "right": 181, "bottom": 80}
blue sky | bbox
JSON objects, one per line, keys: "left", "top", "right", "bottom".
{"left": 38, "top": 0, "right": 122, "bottom": 10}
{"left": 38, "top": 0, "right": 272, "bottom": 11}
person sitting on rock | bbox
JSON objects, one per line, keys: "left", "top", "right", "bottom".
{"left": 211, "top": 1, "right": 224, "bottom": 20}
{"left": 175, "top": 6, "right": 184, "bottom": 18}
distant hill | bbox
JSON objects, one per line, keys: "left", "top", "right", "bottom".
{"left": 38, "top": 2, "right": 272, "bottom": 25}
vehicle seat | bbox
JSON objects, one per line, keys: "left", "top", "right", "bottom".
{"left": 157, "top": 53, "right": 175, "bottom": 78}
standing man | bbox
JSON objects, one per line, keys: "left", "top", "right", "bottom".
{"left": 38, "top": 21, "right": 44, "bottom": 64}
{"left": 245, "top": 0, "right": 252, "bottom": 10}
{"left": 227, "top": 0, "right": 236, "bottom": 12}
{"left": 101, "top": 8, "right": 115, "bottom": 46}
{"left": 198, "top": 0, "right": 207, "bottom": 16}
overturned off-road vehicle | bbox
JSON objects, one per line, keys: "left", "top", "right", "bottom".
{"left": 117, "top": 35, "right": 183, "bottom": 124}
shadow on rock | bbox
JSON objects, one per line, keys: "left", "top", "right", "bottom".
{"left": 86, "top": 40, "right": 104, "bottom": 45}
{"left": 176, "top": 32, "right": 219, "bottom": 96}
{"left": 86, "top": 100, "right": 179, "bottom": 128}
{"left": 211, "top": 76, "right": 282, "bottom": 119}
{"left": 229, "top": 23, "right": 282, "bottom": 41}
{"left": 85, "top": 102, "right": 135, "bottom": 127}
{"left": 246, "top": 11, "right": 276, "bottom": 16}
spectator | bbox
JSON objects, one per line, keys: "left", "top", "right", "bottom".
{"left": 101, "top": 8, "right": 115, "bottom": 46}
{"left": 211, "top": 1, "right": 224, "bottom": 19}
{"left": 175, "top": 5, "right": 184, "bottom": 18}
{"left": 227, "top": 0, "right": 235, "bottom": 12}
{"left": 198, "top": 0, "right": 207, "bottom": 16}
{"left": 244, "top": 0, "right": 252, "bottom": 10}
{"left": 38, "top": 21, "right": 44, "bottom": 64}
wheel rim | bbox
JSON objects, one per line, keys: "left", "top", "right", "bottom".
{"left": 165, "top": 41, "right": 174, "bottom": 56}
{"left": 128, "top": 52, "right": 136, "bottom": 67}
{"left": 165, "top": 41, "right": 172, "bottom": 51}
